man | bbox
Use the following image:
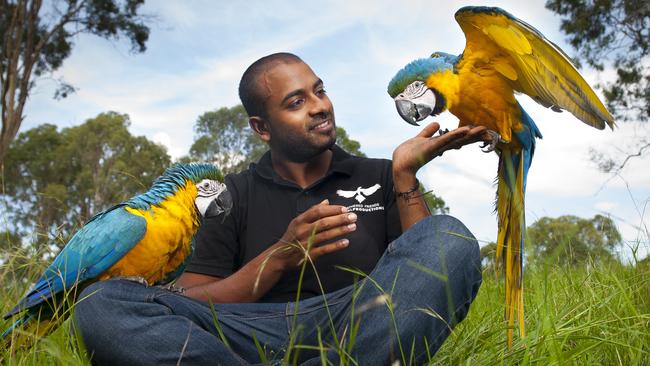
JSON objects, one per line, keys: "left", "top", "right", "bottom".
{"left": 74, "top": 53, "right": 486, "bottom": 365}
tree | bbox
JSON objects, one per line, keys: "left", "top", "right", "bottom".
{"left": 0, "top": 0, "right": 151, "bottom": 163}
{"left": 526, "top": 214, "right": 622, "bottom": 265}
{"left": 480, "top": 241, "right": 497, "bottom": 269}
{"left": 420, "top": 183, "right": 449, "bottom": 215}
{"left": 2, "top": 112, "right": 170, "bottom": 250}
{"left": 334, "top": 125, "right": 365, "bottom": 158}
{"left": 546, "top": 0, "right": 650, "bottom": 172}
{"left": 186, "top": 104, "right": 367, "bottom": 174}
{"left": 188, "top": 105, "right": 267, "bottom": 175}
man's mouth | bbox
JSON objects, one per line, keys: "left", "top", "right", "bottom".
{"left": 310, "top": 119, "right": 331, "bottom": 130}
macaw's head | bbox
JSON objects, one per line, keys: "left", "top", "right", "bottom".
{"left": 153, "top": 164, "right": 232, "bottom": 219}
{"left": 387, "top": 52, "right": 457, "bottom": 125}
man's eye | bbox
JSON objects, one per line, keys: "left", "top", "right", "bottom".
{"left": 316, "top": 88, "right": 327, "bottom": 96}
{"left": 289, "top": 98, "right": 304, "bottom": 108}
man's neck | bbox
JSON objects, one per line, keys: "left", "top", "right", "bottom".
{"left": 271, "top": 148, "right": 333, "bottom": 189}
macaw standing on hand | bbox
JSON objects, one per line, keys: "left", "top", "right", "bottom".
{"left": 2, "top": 163, "right": 232, "bottom": 349}
{"left": 387, "top": 6, "right": 614, "bottom": 346}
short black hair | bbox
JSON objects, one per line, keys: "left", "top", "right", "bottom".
{"left": 238, "top": 52, "right": 303, "bottom": 118}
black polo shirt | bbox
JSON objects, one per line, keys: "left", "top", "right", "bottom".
{"left": 186, "top": 145, "right": 402, "bottom": 302}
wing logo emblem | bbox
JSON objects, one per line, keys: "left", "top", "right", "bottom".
{"left": 336, "top": 184, "right": 381, "bottom": 203}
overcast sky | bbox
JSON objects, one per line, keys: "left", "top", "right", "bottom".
{"left": 23, "top": 0, "right": 649, "bottom": 260}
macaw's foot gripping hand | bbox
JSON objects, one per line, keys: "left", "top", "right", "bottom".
{"left": 480, "top": 129, "right": 505, "bottom": 153}
{"left": 115, "top": 276, "right": 150, "bottom": 286}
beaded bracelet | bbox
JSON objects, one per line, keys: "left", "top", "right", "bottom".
{"left": 395, "top": 178, "right": 421, "bottom": 200}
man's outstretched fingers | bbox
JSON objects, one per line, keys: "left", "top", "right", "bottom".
{"left": 299, "top": 202, "right": 347, "bottom": 224}
{"left": 312, "top": 212, "right": 357, "bottom": 234}
{"left": 309, "top": 239, "right": 350, "bottom": 259}
{"left": 417, "top": 122, "right": 441, "bottom": 138}
{"left": 310, "top": 219, "right": 356, "bottom": 245}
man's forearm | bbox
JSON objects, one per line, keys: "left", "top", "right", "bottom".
{"left": 184, "top": 247, "right": 284, "bottom": 303}
{"left": 393, "top": 171, "right": 431, "bottom": 232}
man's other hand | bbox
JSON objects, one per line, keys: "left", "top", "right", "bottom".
{"left": 270, "top": 199, "right": 356, "bottom": 271}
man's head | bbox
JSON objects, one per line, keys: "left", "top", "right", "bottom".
{"left": 239, "top": 53, "right": 336, "bottom": 163}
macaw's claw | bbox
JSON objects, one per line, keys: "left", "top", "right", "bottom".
{"left": 480, "top": 130, "right": 505, "bottom": 153}
{"left": 157, "top": 282, "right": 187, "bottom": 295}
{"left": 438, "top": 128, "right": 450, "bottom": 136}
{"left": 116, "top": 276, "right": 150, "bottom": 286}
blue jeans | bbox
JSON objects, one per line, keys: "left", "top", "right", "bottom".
{"left": 73, "top": 215, "right": 482, "bottom": 365}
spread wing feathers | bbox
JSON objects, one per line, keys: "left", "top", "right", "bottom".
{"left": 359, "top": 184, "right": 381, "bottom": 197}
{"left": 4, "top": 206, "right": 147, "bottom": 318}
{"left": 454, "top": 6, "right": 615, "bottom": 130}
{"left": 336, "top": 189, "right": 359, "bottom": 198}
{"left": 495, "top": 148, "right": 526, "bottom": 346}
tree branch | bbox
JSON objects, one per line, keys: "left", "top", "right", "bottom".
{"left": 614, "top": 140, "right": 650, "bottom": 173}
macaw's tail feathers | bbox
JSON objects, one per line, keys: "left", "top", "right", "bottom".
{"left": 495, "top": 148, "right": 527, "bottom": 347}
{"left": 2, "top": 303, "right": 68, "bottom": 351}
{"left": 1, "top": 313, "right": 44, "bottom": 351}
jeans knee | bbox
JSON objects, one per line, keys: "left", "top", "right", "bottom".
{"left": 412, "top": 215, "right": 482, "bottom": 282}
{"left": 73, "top": 279, "right": 136, "bottom": 328}
{"left": 413, "top": 215, "right": 478, "bottom": 254}
{"left": 74, "top": 281, "right": 109, "bottom": 327}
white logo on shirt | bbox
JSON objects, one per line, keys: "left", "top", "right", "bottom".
{"left": 336, "top": 184, "right": 381, "bottom": 203}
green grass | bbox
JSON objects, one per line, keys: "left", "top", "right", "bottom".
{"left": 1, "top": 244, "right": 649, "bottom": 365}
{"left": 434, "top": 260, "right": 650, "bottom": 365}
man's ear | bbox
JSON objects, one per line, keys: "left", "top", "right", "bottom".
{"left": 249, "top": 116, "right": 271, "bottom": 143}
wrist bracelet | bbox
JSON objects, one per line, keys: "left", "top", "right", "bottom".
{"left": 395, "top": 178, "right": 420, "bottom": 199}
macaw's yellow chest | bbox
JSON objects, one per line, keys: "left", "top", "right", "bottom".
{"left": 100, "top": 182, "right": 200, "bottom": 284}
{"left": 442, "top": 61, "right": 525, "bottom": 144}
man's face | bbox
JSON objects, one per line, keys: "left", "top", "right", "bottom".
{"left": 259, "top": 61, "right": 336, "bottom": 162}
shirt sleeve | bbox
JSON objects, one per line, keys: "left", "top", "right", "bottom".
{"left": 383, "top": 160, "right": 402, "bottom": 243}
{"left": 184, "top": 175, "right": 241, "bottom": 278}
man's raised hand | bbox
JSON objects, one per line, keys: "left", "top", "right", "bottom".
{"left": 271, "top": 199, "right": 357, "bottom": 271}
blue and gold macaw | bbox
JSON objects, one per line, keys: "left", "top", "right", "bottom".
{"left": 387, "top": 6, "right": 614, "bottom": 346}
{"left": 2, "top": 163, "right": 232, "bottom": 348}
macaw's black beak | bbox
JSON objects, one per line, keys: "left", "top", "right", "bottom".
{"left": 395, "top": 99, "right": 433, "bottom": 126}
{"left": 205, "top": 189, "right": 233, "bottom": 220}
{"left": 395, "top": 99, "right": 420, "bottom": 126}
{"left": 394, "top": 87, "right": 438, "bottom": 126}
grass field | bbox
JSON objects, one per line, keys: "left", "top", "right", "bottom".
{"left": 0, "top": 229, "right": 648, "bottom": 366}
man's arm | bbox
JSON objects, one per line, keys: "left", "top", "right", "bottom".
{"left": 392, "top": 122, "right": 487, "bottom": 231}
{"left": 177, "top": 200, "right": 357, "bottom": 303}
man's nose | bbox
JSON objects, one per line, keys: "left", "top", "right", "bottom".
{"left": 308, "top": 93, "right": 330, "bottom": 116}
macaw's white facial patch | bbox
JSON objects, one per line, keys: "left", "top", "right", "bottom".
{"left": 195, "top": 180, "right": 228, "bottom": 217}
{"left": 394, "top": 81, "right": 437, "bottom": 125}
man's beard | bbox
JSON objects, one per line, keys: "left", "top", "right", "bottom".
{"left": 271, "top": 113, "right": 336, "bottom": 163}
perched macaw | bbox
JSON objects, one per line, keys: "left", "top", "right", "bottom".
{"left": 2, "top": 163, "right": 232, "bottom": 348}
{"left": 387, "top": 6, "right": 614, "bottom": 346}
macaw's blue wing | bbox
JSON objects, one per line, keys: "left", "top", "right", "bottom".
{"left": 4, "top": 205, "right": 146, "bottom": 318}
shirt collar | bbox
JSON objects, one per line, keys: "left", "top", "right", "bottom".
{"left": 253, "top": 145, "right": 355, "bottom": 183}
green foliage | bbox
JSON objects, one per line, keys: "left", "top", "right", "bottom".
{"left": 434, "top": 262, "right": 650, "bottom": 365}
{"left": 526, "top": 214, "right": 622, "bottom": 265}
{"left": 419, "top": 183, "right": 449, "bottom": 215}
{"left": 188, "top": 105, "right": 266, "bottom": 174}
{"left": 334, "top": 126, "right": 365, "bottom": 157}
{"left": 187, "top": 104, "right": 368, "bottom": 174}
{"left": 0, "top": 0, "right": 151, "bottom": 163}
{"left": 546, "top": 0, "right": 649, "bottom": 123}
{"left": 480, "top": 241, "right": 497, "bottom": 269}
{"left": 1, "top": 112, "right": 170, "bottom": 251}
